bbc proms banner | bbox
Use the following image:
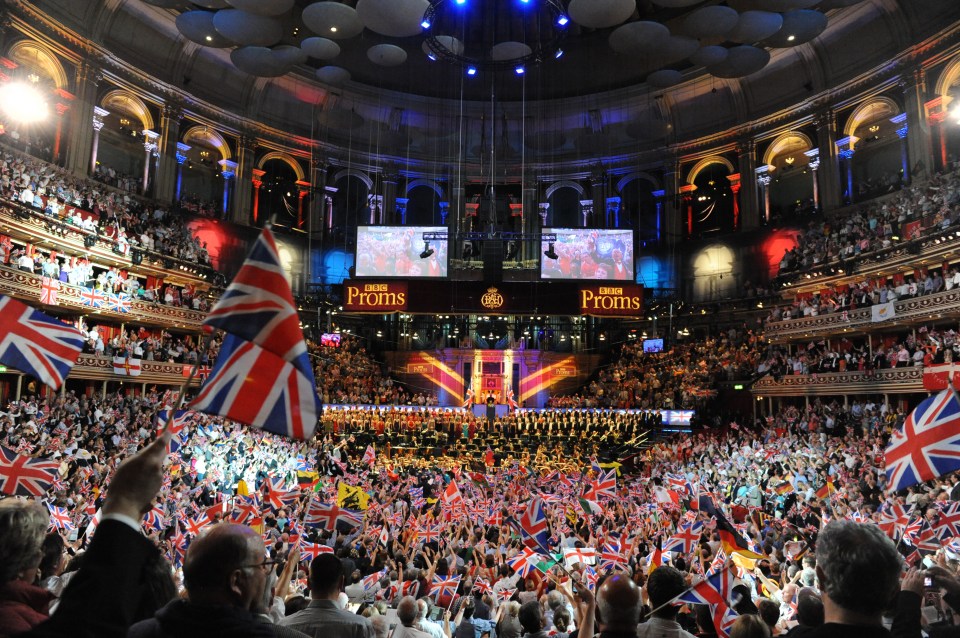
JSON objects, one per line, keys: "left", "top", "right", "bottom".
{"left": 343, "top": 281, "right": 408, "bottom": 313}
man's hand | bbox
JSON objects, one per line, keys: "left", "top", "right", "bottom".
{"left": 103, "top": 430, "right": 170, "bottom": 521}
{"left": 927, "top": 565, "right": 960, "bottom": 597}
{"left": 901, "top": 567, "right": 925, "bottom": 595}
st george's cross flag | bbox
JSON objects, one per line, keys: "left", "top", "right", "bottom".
{"left": 0, "top": 445, "right": 60, "bottom": 497}
{"left": 886, "top": 386, "right": 960, "bottom": 492}
{"left": 190, "top": 228, "right": 321, "bottom": 439}
{"left": 0, "top": 294, "right": 84, "bottom": 390}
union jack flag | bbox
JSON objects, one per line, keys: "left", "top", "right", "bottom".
{"left": 362, "top": 568, "right": 387, "bottom": 591}
{"left": 676, "top": 565, "right": 736, "bottom": 607}
{"left": 507, "top": 546, "right": 544, "bottom": 578}
{"left": 196, "top": 229, "right": 320, "bottom": 439}
{"left": 877, "top": 502, "right": 911, "bottom": 540}
{"left": 599, "top": 540, "right": 626, "bottom": 572}
{"left": 885, "top": 387, "right": 960, "bottom": 492}
{"left": 184, "top": 513, "right": 211, "bottom": 537}
{"left": 935, "top": 502, "right": 960, "bottom": 539}
{"left": 142, "top": 505, "right": 166, "bottom": 532}
{"left": 47, "top": 503, "right": 74, "bottom": 531}
{"left": 299, "top": 539, "right": 334, "bottom": 561}
{"left": 157, "top": 410, "right": 191, "bottom": 454}
{"left": 0, "top": 295, "right": 84, "bottom": 390}
{"left": 39, "top": 277, "right": 59, "bottom": 306}
{"left": 409, "top": 487, "right": 426, "bottom": 508}
{"left": 230, "top": 494, "right": 261, "bottom": 525}
{"left": 430, "top": 574, "right": 461, "bottom": 601}
{"left": 108, "top": 292, "right": 132, "bottom": 313}
{"left": 304, "top": 498, "right": 363, "bottom": 530}
{"left": 473, "top": 576, "right": 493, "bottom": 595}
{"left": 79, "top": 287, "right": 105, "bottom": 308}
{"left": 0, "top": 446, "right": 59, "bottom": 497}
{"left": 496, "top": 588, "right": 517, "bottom": 604}
{"left": 664, "top": 521, "right": 704, "bottom": 554}
{"left": 518, "top": 497, "right": 550, "bottom": 552}
{"left": 416, "top": 522, "right": 443, "bottom": 543}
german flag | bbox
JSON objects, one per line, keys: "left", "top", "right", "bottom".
{"left": 774, "top": 482, "right": 793, "bottom": 495}
{"left": 815, "top": 481, "right": 836, "bottom": 500}
{"left": 648, "top": 536, "right": 663, "bottom": 576}
{"left": 713, "top": 509, "right": 766, "bottom": 568}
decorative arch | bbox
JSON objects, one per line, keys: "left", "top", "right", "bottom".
{"left": 181, "top": 125, "right": 231, "bottom": 160}
{"left": 686, "top": 156, "right": 735, "bottom": 185}
{"left": 100, "top": 89, "right": 155, "bottom": 131}
{"left": 935, "top": 55, "right": 960, "bottom": 97}
{"left": 405, "top": 178, "right": 445, "bottom": 199}
{"left": 844, "top": 96, "right": 901, "bottom": 140}
{"left": 258, "top": 151, "right": 305, "bottom": 182}
{"left": 6, "top": 40, "right": 68, "bottom": 89}
{"left": 762, "top": 131, "right": 815, "bottom": 167}
{"left": 332, "top": 168, "right": 373, "bottom": 190}
{"left": 545, "top": 180, "right": 585, "bottom": 199}
{"left": 616, "top": 171, "right": 661, "bottom": 193}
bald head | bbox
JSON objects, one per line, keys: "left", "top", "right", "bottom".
{"left": 597, "top": 574, "right": 641, "bottom": 631}
{"left": 398, "top": 596, "right": 419, "bottom": 626}
{"left": 183, "top": 523, "right": 266, "bottom": 609}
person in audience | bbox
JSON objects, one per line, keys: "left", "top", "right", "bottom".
{"left": 280, "top": 553, "right": 374, "bottom": 638}
{"left": 0, "top": 499, "right": 54, "bottom": 634}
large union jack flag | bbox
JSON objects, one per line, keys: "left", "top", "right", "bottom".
{"left": 157, "top": 409, "right": 191, "bottom": 454}
{"left": 47, "top": 504, "right": 75, "bottom": 531}
{"left": 0, "top": 445, "right": 60, "bottom": 496}
{"left": 304, "top": 498, "right": 363, "bottom": 530}
{"left": 191, "top": 228, "right": 320, "bottom": 439}
{"left": 0, "top": 295, "right": 83, "bottom": 389}
{"left": 518, "top": 497, "right": 550, "bottom": 552}
{"left": 664, "top": 520, "right": 704, "bottom": 554}
{"left": 430, "top": 574, "right": 461, "bottom": 601}
{"left": 108, "top": 292, "right": 132, "bottom": 313}
{"left": 507, "top": 546, "right": 545, "bottom": 578}
{"left": 190, "top": 334, "right": 321, "bottom": 439}
{"left": 79, "top": 287, "right": 106, "bottom": 308}
{"left": 885, "top": 387, "right": 960, "bottom": 492}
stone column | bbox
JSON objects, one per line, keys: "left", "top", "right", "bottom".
{"left": 804, "top": 149, "right": 820, "bottom": 210}
{"left": 925, "top": 96, "right": 952, "bottom": 172}
{"left": 756, "top": 167, "right": 771, "bottom": 223}
{"left": 251, "top": 168, "right": 265, "bottom": 224}
{"left": 662, "top": 160, "right": 682, "bottom": 248}
{"left": 902, "top": 67, "right": 933, "bottom": 181}
{"left": 66, "top": 61, "right": 101, "bottom": 176}
{"left": 522, "top": 185, "right": 536, "bottom": 262}
{"left": 579, "top": 199, "right": 594, "bottom": 227}
{"left": 890, "top": 113, "right": 910, "bottom": 180}
{"left": 219, "top": 159, "right": 238, "bottom": 221}
{"left": 155, "top": 103, "right": 182, "bottom": 204}
{"left": 726, "top": 174, "right": 741, "bottom": 231}
{"left": 381, "top": 163, "right": 399, "bottom": 225}
{"left": 651, "top": 189, "right": 665, "bottom": 243}
{"left": 308, "top": 157, "right": 327, "bottom": 239}
{"left": 605, "top": 196, "right": 621, "bottom": 228}
{"left": 590, "top": 163, "right": 606, "bottom": 227}
{"left": 815, "top": 109, "right": 841, "bottom": 211}
{"left": 142, "top": 130, "right": 159, "bottom": 195}
{"left": 679, "top": 184, "right": 696, "bottom": 238}
{"left": 51, "top": 90, "right": 73, "bottom": 167}
{"left": 836, "top": 136, "right": 856, "bottom": 204}
{"left": 232, "top": 135, "right": 256, "bottom": 223}
{"left": 90, "top": 106, "right": 108, "bottom": 175}
{"left": 736, "top": 140, "right": 759, "bottom": 230}
{"left": 174, "top": 142, "right": 190, "bottom": 202}
{"left": 296, "top": 180, "right": 311, "bottom": 229}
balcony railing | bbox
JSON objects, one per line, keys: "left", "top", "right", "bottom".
{"left": 765, "top": 287, "right": 960, "bottom": 342}
{"left": 751, "top": 366, "right": 924, "bottom": 396}
{"left": 0, "top": 263, "right": 206, "bottom": 329}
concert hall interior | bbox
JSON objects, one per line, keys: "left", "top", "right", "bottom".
{"left": 3, "top": 1, "right": 960, "bottom": 637}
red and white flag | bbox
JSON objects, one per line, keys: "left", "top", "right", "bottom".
{"left": 40, "top": 277, "right": 59, "bottom": 306}
{"left": 362, "top": 445, "right": 376, "bottom": 466}
{"left": 112, "top": 356, "right": 142, "bottom": 377}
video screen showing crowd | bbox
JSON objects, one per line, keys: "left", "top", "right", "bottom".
{"left": 2, "top": 225, "right": 960, "bottom": 638}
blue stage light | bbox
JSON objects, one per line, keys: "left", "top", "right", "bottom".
{"left": 466, "top": 66, "right": 477, "bottom": 76}
{"left": 515, "top": 65, "right": 525, "bottom": 75}
{"left": 557, "top": 15, "right": 569, "bottom": 26}
{"left": 555, "top": 49, "right": 564, "bottom": 58}
{"left": 420, "top": 19, "right": 431, "bottom": 29}
{"left": 455, "top": 0, "right": 466, "bottom": 5}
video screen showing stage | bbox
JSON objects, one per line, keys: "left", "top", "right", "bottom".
{"left": 541, "top": 228, "right": 634, "bottom": 280}
{"left": 355, "top": 226, "right": 448, "bottom": 278}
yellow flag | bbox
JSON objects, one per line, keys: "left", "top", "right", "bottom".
{"left": 337, "top": 483, "right": 370, "bottom": 511}
{"left": 237, "top": 479, "right": 250, "bottom": 496}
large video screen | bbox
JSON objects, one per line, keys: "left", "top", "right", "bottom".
{"left": 355, "top": 226, "right": 448, "bottom": 278}
{"left": 541, "top": 228, "right": 634, "bottom": 280}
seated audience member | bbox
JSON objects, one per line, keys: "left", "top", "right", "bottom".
{"left": 0, "top": 500, "right": 54, "bottom": 634}
{"left": 635, "top": 568, "right": 696, "bottom": 638}
{"left": 786, "top": 589, "right": 824, "bottom": 637}
{"left": 395, "top": 596, "right": 432, "bottom": 638}
{"left": 730, "top": 615, "right": 771, "bottom": 638}
{"left": 806, "top": 521, "right": 901, "bottom": 637}
{"left": 280, "top": 553, "right": 374, "bottom": 638}
{"left": 518, "top": 600, "right": 547, "bottom": 638}
{"left": 129, "top": 523, "right": 308, "bottom": 638}
{"left": 497, "top": 601, "right": 522, "bottom": 638}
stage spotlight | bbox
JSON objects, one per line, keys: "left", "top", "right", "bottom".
{"left": 557, "top": 15, "right": 569, "bottom": 26}
{"left": 0, "top": 81, "right": 49, "bottom": 124}
{"left": 420, "top": 241, "right": 434, "bottom": 259}
{"left": 466, "top": 66, "right": 477, "bottom": 76}
{"left": 515, "top": 65, "right": 525, "bottom": 75}
{"left": 455, "top": 0, "right": 466, "bottom": 5}
{"left": 420, "top": 18, "right": 431, "bottom": 29}
{"left": 427, "top": 52, "right": 437, "bottom": 61}
{"left": 555, "top": 49, "right": 564, "bottom": 59}
{"left": 544, "top": 242, "right": 558, "bottom": 260}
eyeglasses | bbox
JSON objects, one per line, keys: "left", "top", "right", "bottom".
{"left": 243, "top": 558, "right": 282, "bottom": 572}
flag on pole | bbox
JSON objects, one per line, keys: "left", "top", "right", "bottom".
{"left": 0, "top": 294, "right": 84, "bottom": 390}
{"left": 0, "top": 446, "right": 59, "bottom": 496}
{"left": 518, "top": 497, "right": 550, "bottom": 552}
{"left": 885, "top": 386, "right": 960, "bottom": 492}
{"left": 190, "top": 228, "right": 321, "bottom": 439}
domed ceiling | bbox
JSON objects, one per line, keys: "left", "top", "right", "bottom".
{"left": 151, "top": 0, "right": 860, "bottom": 101}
